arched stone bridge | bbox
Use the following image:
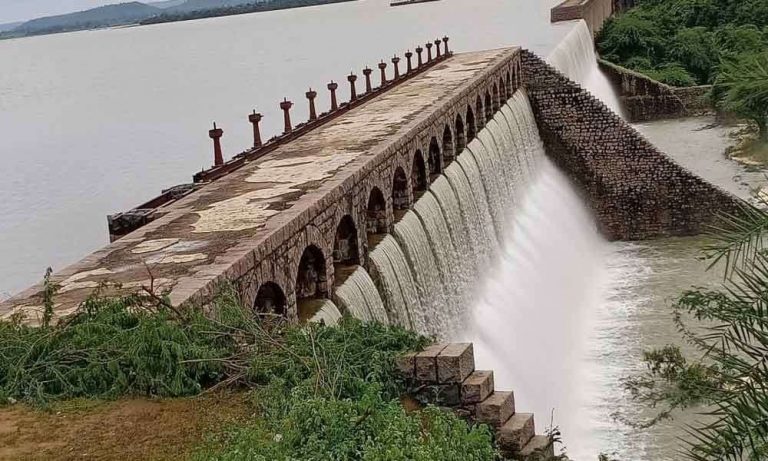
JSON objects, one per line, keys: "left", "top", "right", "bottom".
{"left": 0, "top": 43, "right": 739, "bottom": 323}
{"left": 1, "top": 47, "right": 525, "bottom": 322}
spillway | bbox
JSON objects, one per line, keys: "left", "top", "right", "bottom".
{"left": 323, "top": 23, "right": 632, "bottom": 456}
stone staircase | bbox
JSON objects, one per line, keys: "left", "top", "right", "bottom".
{"left": 397, "top": 343, "right": 556, "bottom": 460}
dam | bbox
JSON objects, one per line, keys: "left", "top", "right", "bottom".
{"left": 0, "top": 1, "right": 749, "bottom": 459}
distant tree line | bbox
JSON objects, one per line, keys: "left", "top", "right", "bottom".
{"left": 141, "top": 0, "right": 356, "bottom": 25}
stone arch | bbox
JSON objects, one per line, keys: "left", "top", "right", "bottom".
{"left": 505, "top": 71, "right": 513, "bottom": 96}
{"left": 366, "top": 186, "right": 388, "bottom": 237}
{"left": 465, "top": 105, "right": 476, "bottom": 143}
{"left": 428, "top": 136, "right": 442, "bottom": 179}
{"left": 492, "top": 83, "right": 500, "bottom": 112}
{"left": 296, "top": 244, "right": 328, "bottom": 320}
{"left": 333, "top": 214, "right": 360, "bottom": 267}
{"left": 455, "top": 113, "right": 466, "bottom": 152}
{"left": 475, "top": 95, "right": 485, "bottom": 130}
{"left": 442, "top": 124, "right": 455, "bottom": 164}
{"left": 499, "top": 77, "right": 507, "bottom": 102}
{"left": 484, "top": 91, "right": 493, "bottom": 121}
{"left": 412, "top": 149, "right": 428, "bottom": 198}
{"left": 392, "top": 166, "right": 411, "bottom": 217}
{"left": 254, "top": 281, "right": 287, "bottom": 316}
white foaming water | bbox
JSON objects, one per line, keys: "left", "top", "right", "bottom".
{"left": 548, "top": 20, "right": 625, "bottom": 118}
{"left": 367, "top": 235, "right": 420, "bottom": 331}
{"left": 333, "top": 266, "right": 389, "bottom": 324}
{"left": 461, "top": 157, "right": 609, "bottom": 459}
{"left": 308, "top": 299, "right": 344, "bottom": 326}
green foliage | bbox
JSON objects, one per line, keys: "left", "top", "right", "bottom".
{"left": 0, "top": 290, "right": 244, "bottom": 403}
{"left": 644, "top": 64, "right": 698, "bottom": 87}
{"left": 712, "top": 52, "right": 768, "bottom": 140}
{"left": 1, "top": 285, "right": 493, "bottom": 460}
{"left": 598, "top": 0, "right": 768, "bottom": 86}
{"left": 194, "top": 384, "right": 495, "bottom": 461}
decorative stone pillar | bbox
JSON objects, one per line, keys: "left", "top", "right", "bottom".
{"left": 306, "top": 89, "right": 318, "bottom": 121}
{"left": 347, "top": 72, "right": 358, "bottom": 101}
{"left": 426, "top": 42, "right": 433, "bottom": 62}
{"left": 434, "top": 39, "right": 442, "bottom": 58}
{"left": 208, "top": 122, "right": 224, "bottom": 166}
{"left": 362, "top": 67, "right": 373, "bottom": 93}
{"left": 443, "top": 36, "right": 450, "bottom": 54}
{"left": 327, "top": 81, "right": 339, "bottom": 111}
{"left": 416, "top": 46, "right": 424, "bottom": 67}
{"left": 392, "top": 55, "right": 401, "bottom": 79}
{"left": 405, "top": 50, "right": 414, "bottom": 73}
{"left": 248, "top": 111, "right": 263, "bottom": 148}
{"left": 280, "top": 98, "right": 293, "bottom": 134}
{"left": 378, "top": 61, "right": 388, "bottom": 86}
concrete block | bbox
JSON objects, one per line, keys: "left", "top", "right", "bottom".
{"left": 476, "top": 390, "right": 515, "bottom": 427}
{"left": 415, "top": 344, "right": 447, "bottom": 382}
{"left": 461, "top": 370, "right": 494, "bottom": 404}
{"left": 395, "top": 352, "right": 417, "bottom": 379}
{"left": 437, "top": 342, "right": 475, "bottom": 383}
{"left": 520, "top": 435, "right": 555, "bottom": 460}
{"left": 498, "top": 413, "right": 535, "bottom": 454}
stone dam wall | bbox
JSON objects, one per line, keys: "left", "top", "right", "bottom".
{"left": 522, "top": 50, "right": 740, "bottom": 240}
{"left": 551, "top": 0, "right": 614, "bottom": 36}
{"left": 0, "top": 46, "right": 743, "bottom": 325}
{"left": 598, "top": 59, "right": 713, "bottom": 122}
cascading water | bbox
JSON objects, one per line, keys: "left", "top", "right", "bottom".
{"left": 367, "top": 235, "right": 420, "bottom": 331}
{"left": 329, "top": 45, "right": 628, "bottom": 455}
{"left": 548, "top": 20, "right": 625, "bottom": 118}
{"left": 333, "top": 266, "right": 389, "bottom": 324}
{"left": 308, "top": 299, "right": 344, "bottom": 326}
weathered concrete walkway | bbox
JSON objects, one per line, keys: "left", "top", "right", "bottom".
{"left": 1, "top": 48, "right": 521, "bottom": 322}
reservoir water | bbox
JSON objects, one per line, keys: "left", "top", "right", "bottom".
{"left": 2, "top": 1, "right": 763, "bottom": 460}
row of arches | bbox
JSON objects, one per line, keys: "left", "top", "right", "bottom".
{"left": 253, "top": 58, "right": 523, "bottom": 319}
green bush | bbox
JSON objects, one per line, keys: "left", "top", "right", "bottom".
{"left": 597, "top": 0, "right": 768, "bottom": 86}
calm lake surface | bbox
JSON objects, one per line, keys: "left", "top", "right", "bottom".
{"left": 1, "top": 1, "right": 761, "bottom": 459}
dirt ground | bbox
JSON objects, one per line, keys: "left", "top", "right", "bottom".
{"left": 0, "top": 392, "right": 252, "bottom": 461}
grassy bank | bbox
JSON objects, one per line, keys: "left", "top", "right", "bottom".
{"left": 0, "top": 288, "right": 497, "bottom": 460}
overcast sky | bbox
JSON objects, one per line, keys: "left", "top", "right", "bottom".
{"left": 1, "top": 0, "right": 125, "bottom": 24}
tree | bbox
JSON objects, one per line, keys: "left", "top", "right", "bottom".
{"left": 713, "top": 52, "right": 768, "bottom": 141}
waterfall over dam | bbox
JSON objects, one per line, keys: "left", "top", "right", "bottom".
{"left": 327, "top": 90, "right": 547, "bottom": 340}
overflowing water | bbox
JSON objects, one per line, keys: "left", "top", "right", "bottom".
{"left": 367, "top": 235, "right": 419, "bottom": 331}
{"left": 332, "top": 266, "right": 389, "bottom": 324}
{"left": 548, "top": 20, "right": 624, "bottom": 117}
{"left": 307, "top": 299, "right": 343, "bottom": 326}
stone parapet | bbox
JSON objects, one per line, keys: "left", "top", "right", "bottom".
{"left": 397, "top": 343, "right": 556, "bottom": 460}
{"left": 551, "top": 0, "right": 614, "bottom": 36}
{"left": 522, "top": 50, "right": 741, "bottom": 240}
{"left": 598, "top": 59, "right": 714, "bottom": 121}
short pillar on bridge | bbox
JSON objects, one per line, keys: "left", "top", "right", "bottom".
{"left": 425, "top": 42, "right": 433, "bottom": 62}
{"left": 405, "top": 50, "right": 414, "bottom": 73}
{"left": 347, "top": 72, "right": 358, "bottom": 101}
{"left": 280, "top": 98, "right": 293, "bottom": 134}
{"left": 434, "top": 39, "right": 442, "bottom": 58}
{"left": 443, "top": 36, "right": 450, "bottom": 54}
{"left": 208, "top": 122, "right": 224, "bottom": 167}
{"left": 327, "top": 81, "right": 339, "bottom": 111}
{"left": 392, "top": 55, "right": 401, "bottom": 79}
{"left": 378, "top": 61, "right": 388, "bottom": 86}
{"left": 248, "top": 111, "right": 263, "bottom": 148}
{"left": 416, "top": 46, "right": 424, "bottom": 67}
{"left": 306, "top": 89, "right": 318, "bottom": 121}
{"left": 362, "top": 67, "right": 373, "bottom": 93}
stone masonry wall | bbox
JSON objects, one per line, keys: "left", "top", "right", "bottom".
{"left": 551, "top": 0, "right": 614, "bottom": 36}
{"left": 397, "top": 343, "right": 555, "bottom": 460}
{"left": 522, "top": 50, "right": 741, "bottom": 240}
{"left": 598, "top": 59, "right": 713, "bottom": 121}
